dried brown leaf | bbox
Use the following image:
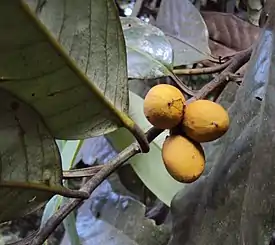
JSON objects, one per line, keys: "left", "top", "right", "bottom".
{"left": 208, "top": 40, "right": 237, "bottom": 58}
{"left": 202, "top": 11, "right": 260, "bottom": 56}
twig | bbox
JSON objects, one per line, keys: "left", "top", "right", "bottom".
{"left": 62, "top": 127, "right": 165, "bottom": 181}
{"left": 62, "top": 166, "right": 103, "bottom": 179}
{"left": 0, "top": 181, "right": 89, "bottom": 199}
{"left": 7, "top": 231, "right": 37, "bottom": 245}
{"left": 28, "top": 46, "right": 253, "bottom": 245}
{"left": 173, "top": 59, "right": 231, "bottom": 75}
{"left": 169, "top": 47, "right": 249, "bottom": 95}
{"left": 169, "top": 73, "right": 197, "bottom": 96}
{"left": 190, "top": 46, "right": 252, "bottom": 102}
{"left": 145, "top": 200, "right": 169, "bottom": 225}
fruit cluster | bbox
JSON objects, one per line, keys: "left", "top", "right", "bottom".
{"left": 143, "top": 84, "right": 230, "bottom": 184}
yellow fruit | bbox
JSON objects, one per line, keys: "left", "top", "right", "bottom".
{"left": 182, "top": 99, "right": 230, "bottom": 142}
{"left": 143, "top": 84, "right": 185, "bottom": 129}
{"left": 162, "top": 135, "right": 205, "bottom": 183}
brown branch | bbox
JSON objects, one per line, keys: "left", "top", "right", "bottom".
{"left": 7, "top": 231, "right": 37, "bottom": 245}
{"left": 27, "top": 46, "right": 253, "bottom": 245}
{"left": 173, "top": 59, "right": 232, "bottom": 75}
{"left": 170, "top": 46, "right": 249, "bottom": 95}
{"left": 0, "top": 181, "right": 89, "bottom": 199}
{"left": 29, "top": 154, "right": 134, "bottom": 244}
{"left": 29, "top": 127, "right": 162, "bottom": 245}
{"left": 191, "top": 46, "right": 252, "bottom": 102}
{"left": 62, "top": 127, "right": 165, "bottom": 182}
{"left": 169, "top": 73, "right": 197, "bottom": 96}
{"left": 62, "top": 166, "right": 103, "bottom": 179}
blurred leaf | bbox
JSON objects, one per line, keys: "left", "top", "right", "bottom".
{"left": 121, "top": 17, "right": 174, "bottom": 79}
{"left": 0, "top": 88, "right": 62, "bottom": 223}
{"left": 0, "top": 236, "right": 4, "bottom": 245}
{"left": 167, "top": 7, "right": 275, "bottom": 245}
{"left": 60, "top": 140, "right": 83, "bottom": 171}
{"left": 0, "top": 0, "right": 130, "bottom": 140}
{"left": 106, "top": 91, "right": 184, "bottom": 206}
{"left": 62, "top": 203, "right": 80, "bottom": 245}
{"left": 41, "top": 140, "right": 82, "bottom": 245}
{"left": 41, "top": 195, "right": 63, "bottom": 229}
{"left": 156, "top": 0, "right": 211, "bottom": 66}
{"left": 62, "top": 141, "right": 82, "bottom": 245}
{"left": 74, "top": 172, "right": 170, "bottom": 245}
{"left": 246, "top": 0, "right": 263, "bottom": 26}
{"left": 56, "top": 140, "right": 67, "bottom": 152}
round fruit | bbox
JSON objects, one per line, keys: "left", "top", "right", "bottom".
{"left": 143, "top": 84, "right": 186, "bottom": 129}
{"left": 182, "top": 99, "right": 230, "bottom": 142}
{"left": 162, "top": 135, "right": 205, "bottom": 183}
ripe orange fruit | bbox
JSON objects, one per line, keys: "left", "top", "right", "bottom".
{"left": 182, "top": 100, "right": 230, "bottom": 142}
{"left": 162, "top": 135, "right": 205, "bottom": 183}
{"left": 143, "top": 84, "right": 185, "bottom": 129}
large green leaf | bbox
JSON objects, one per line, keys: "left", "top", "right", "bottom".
{"left": 0, "top": 88, "right": 63, "bottom": 223}
{"left": 121, "top": 17, "right": 174, "bottom": 80}
{"left": 0, "top": 0, "right": 130, "bottom": 140}
{"left": 106, "top": 91, "right": 184, "bottom": 206}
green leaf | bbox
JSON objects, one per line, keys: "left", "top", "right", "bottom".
{"left": 41, "top": 140, "right": 82, "bottom": 245}
{"left": 0, "top": 88, "right": 63, "bottom": 223}
{"left": 60, "top": 140, "right": 83, "bottom": 171}
{"left": 41, "top": 195, "right": 62, "bottom": 227}
{"left": 56, "top": 140, "right": 67, "bottom": 152}
{"left": 106, "top": 91, "right": 184, "bottom": 206}
{"left": 58, "top": 140, "right": 82, "bottom": 245}
{"left": 121, "top": 17, "right": 174, "bottom": 80}
{"left": 62, "top": 202, "right": 81, "bottom": 245}
{"left": 0, "top": 0, "right": 130, "bottom": 140}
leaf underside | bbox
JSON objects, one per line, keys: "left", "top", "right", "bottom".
{"left": 0, "top": 88, "right": 62, "bottom": 223}
{"left": 121, "top": 17, "right": 174, "bottom": 79}
{"left": 0, "top": 0, "right": 129, "bottom": 140}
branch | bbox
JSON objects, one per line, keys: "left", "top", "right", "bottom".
{"left": 191, "top": 46, "right": 252, "bottom": 102}
{"left": 28, "top": 46, "right": 253, "bottom": 245}
{"left": 170, "top": 46, "right": 250, "bottom": 95}
{"left": 0, "top": 181, "right": 89, "bottom": 199}
{"left": 169, "top": 73, "right": 197, "bottom": 97}
{"left": 173, "top": 59, "right": 231, "bottom": 75}
{"left": 7, "top": 231, "right": 37, "bottom": 245}
{"left": 173, "top": 46, "right": 251, "bottom": 76}
{"left": 29, "top": 127, "right": 162, "bottom": 245}
{"left": 63, "top": 166, "right": 102, "bottom": 179}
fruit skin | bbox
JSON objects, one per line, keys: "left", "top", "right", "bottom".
{"left": 143, "top": 84, "right": 185, "bottom": 129}
{"left": 162, "top": 135, "right": 205, "bottom": 183}
{"left": 182, "top": 99, "right": 230, "bottom": 142}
